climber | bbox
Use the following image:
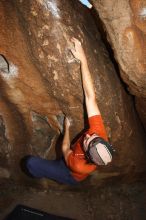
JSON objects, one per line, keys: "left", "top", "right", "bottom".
{"left": 25, "top": 38, "right": 115, "bottom": 185}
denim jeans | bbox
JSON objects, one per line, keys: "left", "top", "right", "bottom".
{"left": 26, "top": 156, "right": 78, "bottom": 185}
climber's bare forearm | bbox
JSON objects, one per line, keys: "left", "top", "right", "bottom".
{"left": 62, "top": 127, "right": 72, "bottom": 162}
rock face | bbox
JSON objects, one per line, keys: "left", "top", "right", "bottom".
{"left": 0, "top": 0, "right": 146, "bottom": 186}
{"left": 91, "top": 0, "right": 146, "bottom": 130}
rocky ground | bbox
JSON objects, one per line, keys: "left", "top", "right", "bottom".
{"left": 0, "top": 179, "right": 146, "bottom": 220}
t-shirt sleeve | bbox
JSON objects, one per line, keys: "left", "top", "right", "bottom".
{"left": 88, "top": 115, "right": 108, "bottom": 141}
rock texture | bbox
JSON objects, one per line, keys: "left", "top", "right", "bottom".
{"left": 0, "top": 0, "right": 146, "bottom": 186}
{"left": 91, "top": 0, "right": 146, "bottom": 130}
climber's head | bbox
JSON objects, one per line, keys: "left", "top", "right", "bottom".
{"left": 83, "top": 134, "right": 115, "bottom": 165}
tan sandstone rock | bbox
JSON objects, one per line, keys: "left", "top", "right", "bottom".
{"left": 0, "top": 0, "right": 145, "bottom": 186}
{"left": 91, "top": 0, "right": 146, "bottom": 129}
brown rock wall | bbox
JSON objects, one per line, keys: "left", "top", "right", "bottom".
{"left": 91, "top": 0, "right": 146, "bottom": 129}
{"left": 0, "top": 0, "right": 145, "bottom": 185}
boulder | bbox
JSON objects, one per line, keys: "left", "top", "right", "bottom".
{"left": 0, "top": 0, "right": 145, "bottom": 185}
{"left": 91, "top": 0, "right": 146, "bottom": 129}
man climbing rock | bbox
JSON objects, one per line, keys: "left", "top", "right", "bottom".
{"left": 25, "top": 38, "right": 115, "bottom": 185}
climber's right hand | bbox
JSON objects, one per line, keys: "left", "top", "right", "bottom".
{"left": 70, "top": 37, "right": 87, "bottom": 63}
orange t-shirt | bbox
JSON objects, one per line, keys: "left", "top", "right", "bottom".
{"left": 67, "top": 115, "right": 108, "bottom": 181}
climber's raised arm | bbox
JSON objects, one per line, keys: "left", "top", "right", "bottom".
{"left": 70, "top": 38, "right": 100, "bottom": 117}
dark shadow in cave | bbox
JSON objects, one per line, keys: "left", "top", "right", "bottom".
{"left": 20, "top": 156, "right": 35, "bottom": 178}
{"left": 55, "top": 133, "right": 64, "bottom": 159}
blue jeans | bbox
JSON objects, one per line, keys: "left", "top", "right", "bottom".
{"left": 26, "top": 156, "right": 78, "bottom": 185}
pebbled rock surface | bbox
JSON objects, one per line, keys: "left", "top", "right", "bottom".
{"left": 0, "top": 0, "right": 146, "bottom": 186}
